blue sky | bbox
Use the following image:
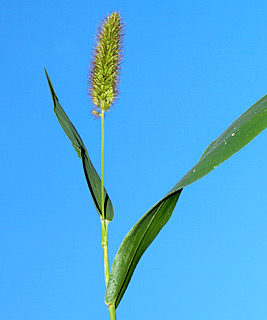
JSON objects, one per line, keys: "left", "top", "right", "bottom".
{"left": 1, "top": 1, "right": 267, "bottom": 319}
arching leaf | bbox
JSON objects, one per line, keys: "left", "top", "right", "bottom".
{"left": 45, "top": 69, "right": 114, "bottom": 221}
{"left": 105, "top": 93, "right": 267, "bottom": 307}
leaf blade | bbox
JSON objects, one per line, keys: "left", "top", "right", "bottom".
{"left": 169, "top": 94, "right": 267, "bottom": 193}
{"left": 105, "top": 189, "right": 182, "bottom": 307}
{"left": 45, "top": 68, "right": 114, "bottom": 221}
{"left": 105, "top": 93, "right": 267, "bottom": 307}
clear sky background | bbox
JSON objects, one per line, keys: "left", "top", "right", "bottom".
{"left": 1, "top": 1, "right": 267, "bottom": 319}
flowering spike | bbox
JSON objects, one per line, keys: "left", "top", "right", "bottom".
{"left": 89, "top": 12, "right": 124, "bottom": 115}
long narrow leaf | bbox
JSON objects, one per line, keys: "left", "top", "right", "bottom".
{"left": 105, "top": 94, "right": 267, "bottom": 307}
{"left": 45, "top": 69, "right": 114, "bottom": 221}
{"left": 105, "top": 189, "right": 182, "bottom": 308}
{"left": 168, "top": 93, "right": 267, "bottom": 194}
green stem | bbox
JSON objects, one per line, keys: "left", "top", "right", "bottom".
{"left": 101, "top": 219, "right": 110, "bottom": 286}
{"left": 101, "top": 110, "right": 105, "bottom": 221}
{"left": 100, "top": 110, "right": 110, "bottom": 286}
{"left": 100, "top": 110, "right": 115, "bottom": 319}
{"left": 108, "top": 304, "right": 116, "bottom": 320}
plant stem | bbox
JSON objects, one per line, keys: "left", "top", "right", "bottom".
{"left": 108, "top": 304, "right": 116, "bottom": 320}
{"left": 101, "top": 110, "right": 105, "bottom": 221}
{"left": 100, "top": 110, "right": 115, "bottom": 319}
{"left": 101, "top": 219, "right": 110, "bottom": 286}
{"left": 100, "top": 110, "right": 110, "bottom": 286}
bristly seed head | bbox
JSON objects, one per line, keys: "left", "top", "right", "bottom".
{"left": 89, "top": 12, "right": 124, "bottom": 116}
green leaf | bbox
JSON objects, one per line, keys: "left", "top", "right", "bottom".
{"left": 169, "top": 93, "right": 267, "bottom": 193}
{"left": 105, "top": 94, "right": 267, "bottom": 307}
{"left": 105, "top": 189, "right": 182, "bottom": 308}
{"left": 45, "top": 68, "right": 114, "bottom": 221}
